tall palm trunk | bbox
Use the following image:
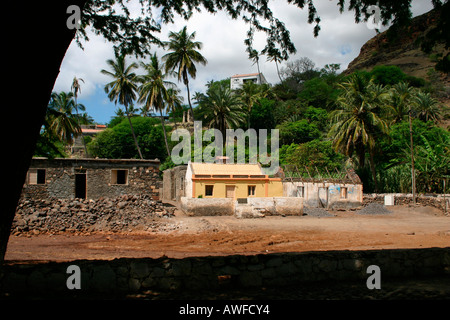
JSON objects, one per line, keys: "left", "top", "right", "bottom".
{"left": 159, "top": 108, "right": 171, "bottom": 156}
{"left": 125, "top": 104, "right": 143, "bottom": 159}
{"left": 184, "top": 73, "right": 195, "bottom": 122}
{"left": 73, "top": 96, "right": 89, "bottom": 157}
{"left": 256, "top": 60, "right": 261, "bottom": 84}
{"left": 369, "top": 151, "right": 379, "bottom": 192}
{"left": 275, "top": 60, "right": 282, "bottom": 83}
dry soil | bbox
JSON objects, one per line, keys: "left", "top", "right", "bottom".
{"left": 5, "top": 205, "right": 450, "bottom": 262}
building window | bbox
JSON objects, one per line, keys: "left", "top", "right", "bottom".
{"left": 205, "top": 185, "right": 214, "bottom": 196}
{"left": 248, "top": 185, "right": 256, "bottom": 196}
{"left": 28, "top": 169, "right": 46, "bottom": 185}
{"left": 297, "top": 186, "right": 304, "bottom": 197}
{"left": 341, "top": 187, "right": 348, "bottom": 199}
{"left": 111, "top": 169, "right": 128, "bottom": 185}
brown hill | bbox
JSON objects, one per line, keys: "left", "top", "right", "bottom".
{"left": 345, "top": 7, "right": 447, "bottom": 78}
{"left": 344, "top": 6, "right": 449, "bottom": 124}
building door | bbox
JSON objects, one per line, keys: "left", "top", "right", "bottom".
{"left": 75, "top": 174, "right": 87, "bottom": 199}
{"left": 226, "top": 185, "right": 235, "bottom": 199}
{"left": 318, "top": 187, "right": 328, "bottom": 208}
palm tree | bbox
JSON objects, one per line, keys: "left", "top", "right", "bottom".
{"left": 238, "top": 81, "right": 268, "bottom": 128}
{"left": 263, "top": 46, "right": 283, "bottom": 83}
{"left": 71, "top": 76, "right": 89, "bottom": 156}
{"left": 197, "top": 81, "right": 246, "bottom": 137}
{"left": 249, "top": 49, "right": 262, "bottom": 84}
{"left": 114, "top": 107, "right": 125, "bottom": 117}
{"left": 328, "top": 74, "right": 390, "bottom": 191}
{"left": 47, "top": 91, "right": 85, "bottom": 145}
{"left": 163, "top": 26, "right": 207, "bottom": 122}
{"left": 138, "top": 53, "right": 175, "bottom": 156}
{"left": 165, "top": 87, "right": 184, "bottom": 129}
{"left": 388, "top": 82, "right": 415, "bottom": 124}
{"left": 101, "top": 54, "right": 143, "bottom": 159}
{"left": 413, "top": 91, "right": 442, "bottom": 123}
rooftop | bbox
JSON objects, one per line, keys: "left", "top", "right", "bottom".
{"left": 231, "top": 73, "right": 260, "bottom": 78}
{"left": 190, "top": 162, "right": 263, "bottom": 175}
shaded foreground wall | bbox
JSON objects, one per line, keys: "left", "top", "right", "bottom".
{"left": 1, "top": 248, "right": 449, "bottom": 296}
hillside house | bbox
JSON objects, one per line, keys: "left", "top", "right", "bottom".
{"left": 230, "top": 73, "right": 268, "bottom": 90}
{"left": 72, "top": 124, "right": 107, "bottom": 157}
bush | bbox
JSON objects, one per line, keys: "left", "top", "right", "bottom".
{"left": 88, "top": 116, "right": 168, "bottom": 160}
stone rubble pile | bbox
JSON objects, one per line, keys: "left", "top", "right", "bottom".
{"left": 12, "top": 194, "right": 175, "bottom": 234}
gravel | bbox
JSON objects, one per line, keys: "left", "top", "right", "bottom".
{"left": 356, "top": 203, "right": 392, "bottom": 215}
{"left": 303, "top": 207, "right": 335, "bottom": 217}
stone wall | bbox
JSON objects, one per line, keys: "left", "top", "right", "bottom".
{"left": 22, "top": 158, "right": 161, "bottom": 200}
{"left": 12, "top": 195, "right": 175, "bottom": 234}
{"left": 283, "top": 181, "right": 363, "bottom": 210}
{"left": 364, "top": 193, "right": 450, "bottom": 213}
{"left": 161, "top": 165, "right": 187, "bottom": 202}
{"left": 1, "top": 248, "right": 448, "bottom": 296}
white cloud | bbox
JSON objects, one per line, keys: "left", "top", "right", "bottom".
{"left": 53, "top": 34, "right": 115, "bottom": 98}
{"left": 53, "top": 0, "right": 435, "bottom": 123}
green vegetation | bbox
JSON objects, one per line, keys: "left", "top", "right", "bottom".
{"left": 41, "top": 21, "right": 449, "bottom": 194}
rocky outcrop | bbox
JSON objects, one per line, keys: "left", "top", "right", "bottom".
{"left": 345, "top": 7, "right": 447, "bottom": 79}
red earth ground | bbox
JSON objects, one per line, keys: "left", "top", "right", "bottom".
{"left": 5, "top": 205, "right": 450, "bottom": 262}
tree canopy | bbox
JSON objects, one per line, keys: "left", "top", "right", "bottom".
{"left": 77, "top": 0, "right": 448, "bottom": 63}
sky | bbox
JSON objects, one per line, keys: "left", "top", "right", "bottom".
{"left": 53, "top": 0, "right": 434, "bottom": 124}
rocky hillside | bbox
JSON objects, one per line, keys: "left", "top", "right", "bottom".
{"left": 345, "top": 6, "right": 449, "bottom": 120}
{"left": 345, "top": 7, "right": 447, "bottom": 78}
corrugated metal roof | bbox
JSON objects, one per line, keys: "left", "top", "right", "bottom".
{"left": 191, "top": 162, "right": 262, "bottom": 175}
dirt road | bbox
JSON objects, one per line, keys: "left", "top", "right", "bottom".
{"left": 5, "top": 205, "right": 450, "bottom": 261}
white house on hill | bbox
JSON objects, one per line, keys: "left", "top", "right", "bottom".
{"left": 230, "top": 73, "right": 268, "bottom": 90}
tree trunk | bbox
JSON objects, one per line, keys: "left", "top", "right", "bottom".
{"left": 275, "top": 60, "right": 282, "bottom": 83}
{"left": 369, "top": 150, "right": 379, "bottom": 193}
{"left": 184, "top": 74, "right": 195, "bottom": 122}
{"left": 125, "top": 108, "right": 143, "bottom": 159}
{"left": 159, "top": 109, "right": 171, "bottom": 157}
{"left": 256, "top": 58, "right": 261, "bottom": 84}
{"left": 1, "top": 0, "right": 88, "bottom": 264}
{"left": 74, "top": 97, "right": 89, "bottom": 157}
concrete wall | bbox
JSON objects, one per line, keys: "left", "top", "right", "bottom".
{"left": 180, "top": 197, "right": 235, "bottom": 216}
{"left": 2, "top": 248, "right": 448, "bottom": 296}
{"left": 283, "top": 181, "right": 363, "bottom": 209}
{"left": 180, "top": 197, "right": 302, "bottom": 217}
{"left": 162, "top": 166, "right": 187, "bottom": 201}
{"left": 246, "top": 197, "right": 303, "bottom": 216}
{"left": 22, "top": 158, "right": 161, "bottom": 200}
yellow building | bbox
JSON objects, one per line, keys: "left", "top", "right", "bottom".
{"left": 185, "top": 162, "right": 283, "bottom": 199}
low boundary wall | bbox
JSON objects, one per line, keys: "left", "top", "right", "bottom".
{"left": 1, "top": 247, "right": 449, "bottom": 296}
{"left": 180, "top": 197, "right": 303, "bottom": 217}
{"left": 364, "top": 193, "right": 449, "bottom": 213}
